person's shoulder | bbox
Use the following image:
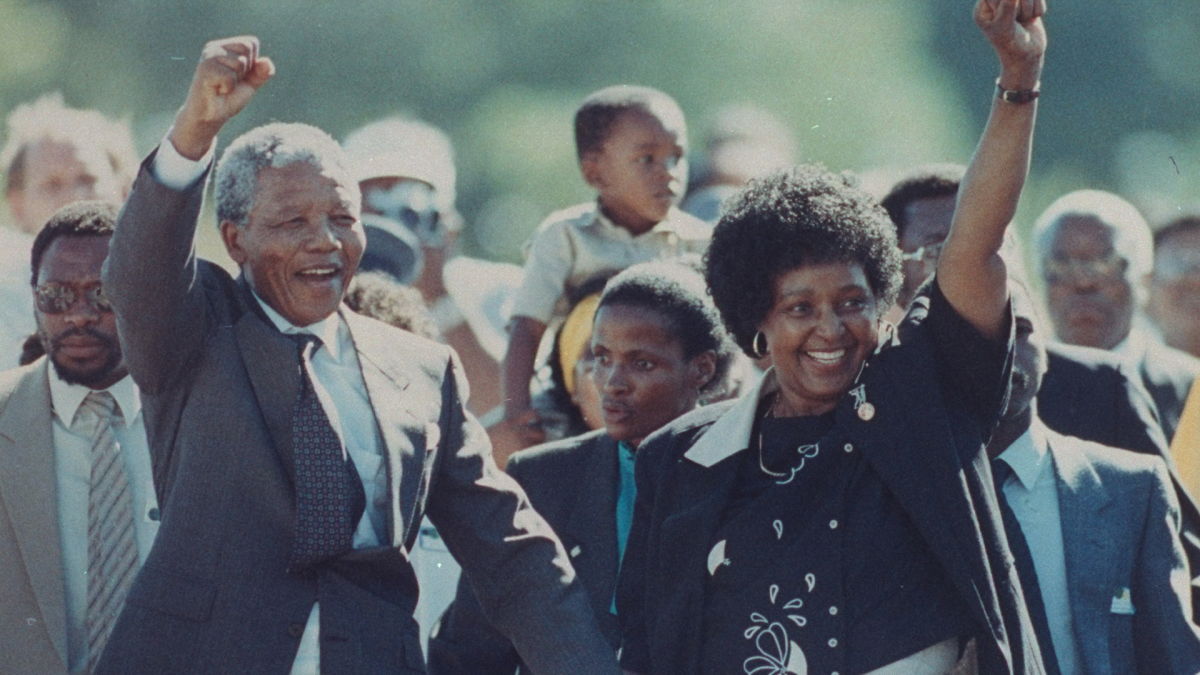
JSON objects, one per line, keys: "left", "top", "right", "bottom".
{"left": 1048, "top": 427, "right": 1166, "bottom": 482}
{"left": 0, "top": 359, "right": 47, "bottom": 415}
{"left": 663, "top": 207, "right": 714, "bottom": 240}
{"left": 344, "top": 309, "right": 454, "bottom": 378}
{"left": 1143, "top": 339, "right": 1200, "bottom": 383}
{"left": 1047, "top": 341, "right": 1125, "bottom": 370}
{"left": 639, "top": 402, "right": 735, "bottom": 465}
{"left": 507, "top": 429, "right": 610, "bottom": 476}
{"left": 532, "top": 202, "right": 599, "bottom": 237}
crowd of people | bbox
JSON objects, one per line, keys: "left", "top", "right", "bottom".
{"left": 1, "top": 0, "right": 1199, "bottom": 673}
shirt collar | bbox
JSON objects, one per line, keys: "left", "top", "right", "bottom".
{"left": 684, "top": 367, "right": 780, "bottom": 467}
{"left": 48, "top": 365, "right": 141, "bottom": 428}
{"left": 252, "top": 290, "right": 348, "bottom": 361}
{"left": 590, "top": 202, "right": 687, "bottom": 238}
{"left": 996, "top": 420, "right": 1050, "bottom": 490}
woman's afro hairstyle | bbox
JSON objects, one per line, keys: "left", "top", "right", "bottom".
{"left": 705, "top": 165, "right": 902, "bottom": 356}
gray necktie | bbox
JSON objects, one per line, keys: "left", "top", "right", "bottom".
{"left": 74, "top": 390, "right": 137, "bottom": 672}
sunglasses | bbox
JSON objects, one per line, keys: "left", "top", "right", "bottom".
{"left": 34, "top": 283, "right": 113, "bottom": 314}
{"left": 1042, "top": 252, "right": 1127, "bottom": 284}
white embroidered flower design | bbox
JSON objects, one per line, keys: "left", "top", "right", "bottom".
{"left": 743, "top": 584, "right": 809, "bottom": 675}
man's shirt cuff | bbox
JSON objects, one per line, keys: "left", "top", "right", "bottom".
{"left": 152, "top": 133, "right": 214, "bottom": 190}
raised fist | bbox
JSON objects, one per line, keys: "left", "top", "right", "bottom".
{"left": 974, "top": 0, "right": 1046, "bottom": 89}
{"left": 169, "top": 36, "right": 275, "bottom": 160}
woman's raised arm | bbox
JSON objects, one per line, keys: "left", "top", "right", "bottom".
{"left": 937, "top": 0, "right": 1046, "bottom": 339}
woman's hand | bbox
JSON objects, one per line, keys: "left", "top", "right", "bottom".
{"left": 975, "top": 0, "right": 1046, "bottom": 89}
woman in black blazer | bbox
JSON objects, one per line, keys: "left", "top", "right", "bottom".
{"left": 429, "top": 262, "right": 741, "bottom": 675}
{"left": 616, "top": 2, "right": 1049, "bottom": 673}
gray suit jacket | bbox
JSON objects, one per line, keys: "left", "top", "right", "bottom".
{"left": 96, "top": 155, "right": 619, "bottom": 675}
{"left": 1045, "top": 427, "right": 1200, "bottom": 674}
{"left": 0, "top": 360, "right": 69, "bottom": 675}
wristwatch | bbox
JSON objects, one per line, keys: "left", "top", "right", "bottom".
{"left": 996, "top": 78, "right": 1040, "bottom": 104}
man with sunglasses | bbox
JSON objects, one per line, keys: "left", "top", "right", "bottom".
{"left": 0, "top": 200, "right": 158, "bottom": 674}
{"left": 1034, "top": 190, "right": 1200, "bottom": 442}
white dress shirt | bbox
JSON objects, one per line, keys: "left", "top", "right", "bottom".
{"left": 153, "top": 140, "right": 388, "bottom": 675}
{"left": 996, "top": 421, "right": 1083, "bottom": 675}
{"left": 50, "top": 371, "right": 157, "bottom": 673}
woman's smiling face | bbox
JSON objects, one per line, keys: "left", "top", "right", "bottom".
{"left": 759, "top": 261, "right": 881, "bottom": 416}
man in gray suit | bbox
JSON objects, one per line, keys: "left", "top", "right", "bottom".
{"left": 987, "top": 279, "right": 1200, "bottom": 675}
{"left": 0, "top": 201, "right": 158, "bottom": 674}
{"left": 96, "top": 36, "right": 619, "bottom": 675}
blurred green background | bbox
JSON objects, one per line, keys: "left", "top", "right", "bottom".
{"left": 1, "top": 0, "right": 1198, "bottom": 267}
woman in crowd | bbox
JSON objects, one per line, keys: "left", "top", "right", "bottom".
{"left": 615, "top": 0, "right": 1047, "bottom": 674}
{"left": 429, "top": 261, "right": 739, "bottom": 675}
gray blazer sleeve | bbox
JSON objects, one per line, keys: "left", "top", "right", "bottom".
{"left": 423, "top": 356, "right": 620, "bottom": 675}
{"left": 102, "top": 151, "right": 213, "bottom": 395}
{"left": 1133, "top": 459, "right": 1200, "bottom": 674}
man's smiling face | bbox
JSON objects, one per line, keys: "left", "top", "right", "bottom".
{"left": 222, "top": 160, "right": 364, "bottom": 327}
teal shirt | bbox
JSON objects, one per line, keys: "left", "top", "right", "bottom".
{"left": 612, "top": 440, "right": 638, "bottom": 614}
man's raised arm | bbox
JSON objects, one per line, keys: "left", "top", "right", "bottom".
{"left": 102, "top": 37, "right": 273, "bottom": 394}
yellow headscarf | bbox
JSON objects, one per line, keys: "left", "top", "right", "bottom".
{"left": 558, "top": 293, "right": 602, "bottom": 396}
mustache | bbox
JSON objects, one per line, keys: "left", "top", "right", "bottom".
{"left": 50, "top": 327, "right": 117, "bottom": 351}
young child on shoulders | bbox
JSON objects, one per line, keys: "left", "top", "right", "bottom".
{"left": 498, "top": 85, "right": 712, "bottom": 456}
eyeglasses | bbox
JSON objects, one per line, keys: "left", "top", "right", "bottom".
{"left": 34, "top": 283, "right": 113, "bottom": 314}
{"left": 900, "top": 241, "right": 944, "bottom": 264}
{"left": 1042, "top": 252, "right": 1127, "bottom": 284}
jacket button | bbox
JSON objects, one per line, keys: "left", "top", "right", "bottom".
{"left": 288, "top": 623, "right": 305, "bottom": 638}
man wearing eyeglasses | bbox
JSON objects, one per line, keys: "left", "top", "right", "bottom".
{"left": 1034, "top": 190, "right": 1200, "bottom": 442}
{"left": 0, "top": 200, "right": 158, "bottom": 675}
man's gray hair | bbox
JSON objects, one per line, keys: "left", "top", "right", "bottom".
{"left": 1033, "top": 189, "right": 1154, "bottom": 284}
{"left": 214, "top": 122, "right": 358, "bottom": 227}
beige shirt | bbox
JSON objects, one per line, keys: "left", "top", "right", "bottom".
{"left": 511, "top": 202, "right": 712, "bottom": 324}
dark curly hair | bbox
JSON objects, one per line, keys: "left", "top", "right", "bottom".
{"left": 599, "top": 261, "right": 738, "bottom": 399}
{"left": 705, "top": 165, "right": 902, "bottom": 356}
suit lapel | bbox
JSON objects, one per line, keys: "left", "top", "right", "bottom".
{"left": 655, "top": 454, "right": 740, "bottom": 672}
{"left": 0, "top": 360, "right": 68, "bottom": 664}
{"left": 343, "top": 311, "right": 422, "bottom": 548}
{"left": 1048, "top": 431, "right": 1114, "bottom": 675}
{"left": 232, "top": 282, "right": 301, "bottom": 486}
{"left": 562, "top": 434, "right": 620, "bottom": 619}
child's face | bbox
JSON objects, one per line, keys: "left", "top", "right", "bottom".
{"left": 584, "top": 108, "right": 687, "bottom": 235}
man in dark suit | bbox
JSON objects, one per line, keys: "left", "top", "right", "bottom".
{"left": 96, "top": 37, "right": 619, "bottom": 675}
{"left": 986, "top": 280, "right": 1200, "bottom": 674}
{"left": 1033, "top": 189, "right": 1200, "bottom": 441}
{"left": 428, "top": 262, "right": 734, "bottom": 675}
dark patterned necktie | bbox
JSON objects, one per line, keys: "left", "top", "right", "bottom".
{"left": 288, "top": 334, "right": 366, "bottom": 570}
{"left": 992, "top": 458, "right": 1062, "bottom": 675}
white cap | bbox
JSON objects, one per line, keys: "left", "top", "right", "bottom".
{"left": 343, "top": 117, "right": 457, "bottom": 213}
